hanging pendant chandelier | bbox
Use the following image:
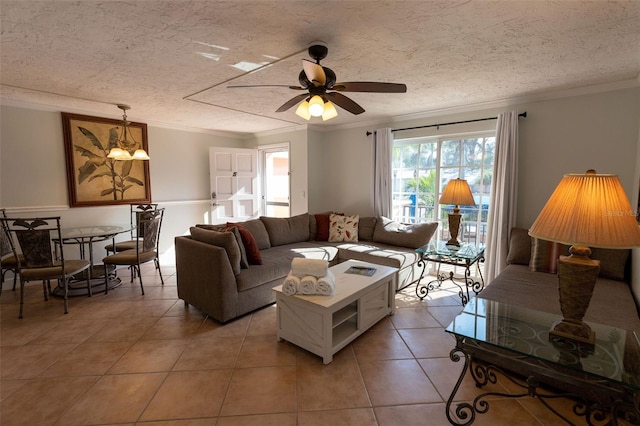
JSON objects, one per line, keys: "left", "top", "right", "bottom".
{"left": 107, "top": 104, "right": 150, "bottom": 161}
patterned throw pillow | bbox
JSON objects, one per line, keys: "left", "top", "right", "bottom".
{"left": 328, "top": 214, "right": 359, "bottom": 242}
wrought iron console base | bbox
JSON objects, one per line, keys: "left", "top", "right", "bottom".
{"left": 415, "top": 255, "right": 484, "bottom": 306}
{"left": 447, "top": 335, "right": 640, "bottom": 426}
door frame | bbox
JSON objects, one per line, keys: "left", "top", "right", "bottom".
{"left": 258, "top": 143, "right": 290, "bottom": 217}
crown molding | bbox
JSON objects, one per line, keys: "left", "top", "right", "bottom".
{"left": 3, "top": 77, "right": 638, "bottom": 139}
{"left": 390, "top": 78, "right": 640, "bottom": 125}
{"left": 250, "top": 123, "right": 309, "bottom": 138}
{"left": 0, "top": 93, "right": 246, "bottom": 140}
{"left": 306, "top": 77, "right": 640, "bottom": 134}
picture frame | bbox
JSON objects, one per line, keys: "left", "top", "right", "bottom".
{"left": 637, "top": 177, "right": 640, "bottom": 224}
{"left": 62, "top": 112, "right": 151, "bottom": 207}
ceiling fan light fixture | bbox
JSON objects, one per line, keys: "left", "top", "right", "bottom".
{"left": 295, "top": 100, "right": 311, "bottom": 120}
{"left": 322, "top": 101, "right": 338, "bottom": 121}
{"left": 308, "top": 95, "right": 325, "bottom": 117}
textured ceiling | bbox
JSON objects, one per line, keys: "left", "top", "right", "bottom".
{"left": 1, "top": 1, "right": 639, "bottom": 135}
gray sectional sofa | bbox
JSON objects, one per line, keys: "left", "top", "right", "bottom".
{"left": 175, "top": 213, "right": 437, "bottom": 323}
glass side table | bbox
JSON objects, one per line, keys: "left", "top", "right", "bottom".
{"left": 445, "top": 298, "right": 640, "bottom": 425}
{"left": 414, "top": 241, "right": 485, "bottom": 305}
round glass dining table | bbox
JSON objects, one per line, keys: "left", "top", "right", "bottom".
{"left": 51, "top": 224, "right": 133, "bottom": 297}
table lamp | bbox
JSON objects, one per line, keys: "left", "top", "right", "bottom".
{"left": 529, "top": 170, "right": 640, "bottom": 344}
{"left": 439, "top": 178, "right": 476, "bottom": 247}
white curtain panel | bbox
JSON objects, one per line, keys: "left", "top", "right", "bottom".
{"left": 373, "top": 128, "right": 393, "bottom": 218}
{"left": 484, "top": 111, "right": 519, "bottom": 282}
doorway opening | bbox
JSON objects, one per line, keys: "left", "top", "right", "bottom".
{"left": 259, "top": 144, "right": 290, "bottom": 217}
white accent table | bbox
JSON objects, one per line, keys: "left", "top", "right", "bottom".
{"left": 273, "top": 260, "right": 398, "bottom": 364}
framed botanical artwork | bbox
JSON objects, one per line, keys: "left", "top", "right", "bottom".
{"left": 62, "top": 112, "right": 151, "bottom": 207}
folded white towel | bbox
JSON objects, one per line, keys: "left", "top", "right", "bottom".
{"left": 315, "top": 270, "right": 335, "bottom": 296}
{"left": 291, "top": 258, "right": 328, "bottom": 278}
{"left": 282, "top": 274, "right": 300, "bottom": 296}
{"left": 299, "top": 275, "right": 318, "bottom": 295}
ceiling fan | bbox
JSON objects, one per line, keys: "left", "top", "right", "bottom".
{"left": 228, "top": 43, "right": 407, "bottom": 121}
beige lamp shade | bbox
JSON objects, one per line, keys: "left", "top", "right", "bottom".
{"left": 439, "top": 179, "right": 476, "bottom": 206}
{"left": 529, "top": 170, "right": 640, "bottom": 249}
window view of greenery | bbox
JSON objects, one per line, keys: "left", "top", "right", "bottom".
{"left": 392, "top": 134, "right": 495, "bottom": 246}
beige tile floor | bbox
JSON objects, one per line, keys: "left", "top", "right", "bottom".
{"left": 0, "top": 263, "right": 630, "bottom": 425}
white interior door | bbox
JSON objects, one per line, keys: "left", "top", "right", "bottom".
{"left": 209, "top": 148, "right": 258, "bottom": 224}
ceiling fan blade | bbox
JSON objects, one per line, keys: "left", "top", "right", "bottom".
{"left": 302, "top": 59, "right": 326, "bottom": 86}
{"left": 332, "top": 82, "right": 407, "bottom": 93}
{"left": 276, "top": 93, "right": 309, "bottom": 112}
{"left": 325, "top": 92, "right": 365, "bottom": 115}
{"left": 228, "top": 84, "right": 305, "bottom": 90}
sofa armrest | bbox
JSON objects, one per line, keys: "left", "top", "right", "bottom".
{"left": 175, "top": 236, "right": 239, "bottom": 322}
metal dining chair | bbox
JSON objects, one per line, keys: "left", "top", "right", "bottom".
{"left": 104, "top": 203, "right": 159, "bottom": 254}
{"left": 0, "top": 216, "right": 91, "bottom": 319}
{"left": 0, "top": 209, "right": 21, "bottom": 294}
{"left": 102, "top": 208, "right": 164, "bottom": 295}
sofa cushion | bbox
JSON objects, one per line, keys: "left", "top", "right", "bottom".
{"left": 335, "top": 241, "right": 420, "bottom": 270}
{"left": 260, "top": 213, "right": 310, "bottom": 246}
{"left": 235, "top": 242, "right": 339, "bottom": 293}
{"left": 506, "top": 227, "right": 531, "bottom": 266}
{"left": 196, "top": 224, "right": 248, "bottom": 269}
{"left": 189, "top": 226, "right": 242, "bottom": 275}
{"left": 589, "top": 247, "right": 630, "bottom": 282}
{"left": 529, "top": 238, "right": 570, "bottom": 274}
{"left": 358, "top": 216, "right": 378, "bottom": 241}
{"left": 329, "top": 214, "right": 359, "bottom": 242}
{"left": 230, "top": 219, "right": 271, "bottom": 250}
{"left": 372, "top": 216, "right": 438, "bottom": 249}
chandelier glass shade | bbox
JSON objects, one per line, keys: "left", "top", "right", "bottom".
{"left": 107, "top": 105, "right": 150, "bottom": 161}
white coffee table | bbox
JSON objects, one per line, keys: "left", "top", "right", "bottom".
{"left": 273, "top": 260, "right": 398, "bottom": 364}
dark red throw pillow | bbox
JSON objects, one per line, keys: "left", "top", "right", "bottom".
{"left": 314, "top": 214, "right": 330, "bottom": 241}
{"left": 228, "top": 222, "right": 263, "bottom": 265}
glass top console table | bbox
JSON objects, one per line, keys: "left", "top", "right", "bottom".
{"left": 414, "top": 242, "right": 485, "bottom": 305}
{"left": 445, "top": 298, "right": 640, "bottom": 425}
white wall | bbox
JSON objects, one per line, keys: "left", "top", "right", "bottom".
{"left": 516, "top": 88, "right": 640, "bottom": 227}
{"left": 0, "top": 105, "right": 247, "bottom": 263}
{"left": 308, "top": 88, "right": 640, "bottom": 227}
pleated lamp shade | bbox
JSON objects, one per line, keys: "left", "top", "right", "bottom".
{"left": 529, "top": 170, "right": 640, "bottom": 249}
{"left": 439, "top": 179, "right": 476, "bottom": 206}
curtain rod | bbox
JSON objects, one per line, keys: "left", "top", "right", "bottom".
{"left": 366, "top": 111, "right": 527, "bottom": 136}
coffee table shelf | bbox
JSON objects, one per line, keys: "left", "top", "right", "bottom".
{"left": 273, "top": 260, "right": 398, "bottom": 364}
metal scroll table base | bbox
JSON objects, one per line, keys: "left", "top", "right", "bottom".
{"left": 415, "top": 258, "right": 484, "bottom": 306}
{"left": 446, "top": 335, "right": 640, "bottom": 426}
{"left": 50, "top": 264, "right": 123, "bottom": 297}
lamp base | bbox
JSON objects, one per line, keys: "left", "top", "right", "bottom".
{"left": 446, "top": 212, "right": 462, "bottom": 247}
{"left": 552, "top": 246, "right": 600, "bottom": 345}
{"left": 549, "top": 318, "right": 595, "bottom": 345}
